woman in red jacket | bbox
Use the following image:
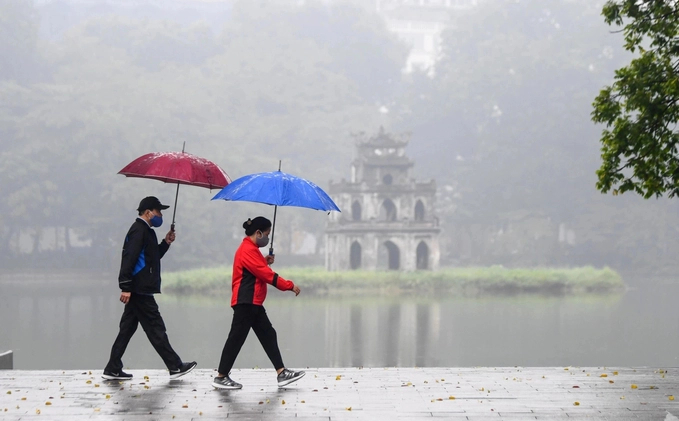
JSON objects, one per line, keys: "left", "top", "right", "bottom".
{"left": 212, "top": 216, "right": 304, "bottom": 389}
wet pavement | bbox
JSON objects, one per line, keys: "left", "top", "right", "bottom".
{"left": 0, "top": 367, "right": 677, "bottom": 420}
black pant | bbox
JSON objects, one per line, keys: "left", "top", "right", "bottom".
{"left": 105, "top": 293, "right": 182, "bottom": 372}
{"left": 218, "top": 304, "right": 284, "bottom": 374}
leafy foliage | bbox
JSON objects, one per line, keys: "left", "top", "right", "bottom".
{"left": 592, "top": 0, "right": 679, "bottom": 198}
{"left": 162, "top": 265, "right": 625, "bottom": 296}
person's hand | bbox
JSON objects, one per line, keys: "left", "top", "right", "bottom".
{"left": 266, "top": 254, "right": 275, "bottom": 265}
{"left": 120, "top": 292, "right": 131, "bottom": 304}
{"left": 291, "top": 285, "right": 300, "bottom": 296}
{"left": 165, "top": 230, "right": 176, "bottom": 244}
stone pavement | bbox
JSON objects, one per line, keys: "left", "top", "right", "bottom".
{"left": 0, "top": 367, "right": 677, "bottom": 420}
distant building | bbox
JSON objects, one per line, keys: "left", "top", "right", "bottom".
{"left": 375, "top": 0, "right": 478, "bottom": 73}
{"left": 326, "top": 128, "right": 441, "bottom": 271}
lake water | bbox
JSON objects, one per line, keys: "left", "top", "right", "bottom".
{"left": 0, "top": 276, "right": 677, "bottom": 370}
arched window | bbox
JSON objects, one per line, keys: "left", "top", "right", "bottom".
{"left": 416, "top": 241, "right": 429, "bottom": 270}
{"left": 380, "top": 199, "right": 397, "bottom": 221}
{"left": 350, "top": 241, "right": 362, "bottom": 270}
{"left": 352, "top": 201, "right": 362, "bottom": 221}
{"left": 414, "top": 200, "right": 425, "bottom": 221}
{"left": 378, "top": 240, "right": 400, "bottom": 270}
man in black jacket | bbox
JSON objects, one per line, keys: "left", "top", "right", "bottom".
{"left": 103, "top": 196, "right": 197, "bottom": 381}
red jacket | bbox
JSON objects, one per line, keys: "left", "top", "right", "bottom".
{"left": 231, "top": 237, "right": 295, "bottom": 306}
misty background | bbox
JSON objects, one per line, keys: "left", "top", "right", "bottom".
{"left": 4, "top": 0, "right": 679, "bottom": 371}
{"left": 1, "top": 0, "right": 678, "bottom": 279}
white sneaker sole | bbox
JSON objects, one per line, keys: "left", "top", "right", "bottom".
{"left": 278, "top": 371, "right": 305, "bottom": 387}
{"left": 169, "top": 364, "right": 196, "bottom": 380}
{"left": 212, "top": 381, "right": 243, "bottom": 390}
{"left": 102, "top": 374, "right": 132, "bottom": 381}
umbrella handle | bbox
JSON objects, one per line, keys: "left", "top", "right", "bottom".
{"left": 268, "top": 160, "right": 281, "bottom": 255}
{"left": 171, "top": 182, "right": 180, "bottom": 232}
{"left": 269, "top": 204, "right": 278, "bottom": 255}
{"left": 170, "top": 142, "right": 186, "bottom": 233}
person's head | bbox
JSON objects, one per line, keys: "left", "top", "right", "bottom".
{"left": 137, "top": 196, "right": 170, "bottom": 228}
{"left": 243, "top": 216, "right": 272, "bottom": 248}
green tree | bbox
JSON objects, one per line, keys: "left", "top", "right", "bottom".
{"left": 592, "top": 0, "right": 679, "bottom": 198}
{"left": 0, "top": 0, "right": 41, "bottom": 81}
{"left": 395, "top": 0, "right": 679, "bottom": 269}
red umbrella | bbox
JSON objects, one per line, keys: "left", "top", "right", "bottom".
{"left": 118, "top": 144, "right": 230, "bottom": 230}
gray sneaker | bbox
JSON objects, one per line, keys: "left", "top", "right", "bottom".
{"left": 212, "top": 375, "right": 242, "bottom": 390}
{"left": 277, "top": 368, "right": 305, "bottom": 387}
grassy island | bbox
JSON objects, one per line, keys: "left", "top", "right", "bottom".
{"left": 162, "top": 266, "right": 624, "bottom": 296}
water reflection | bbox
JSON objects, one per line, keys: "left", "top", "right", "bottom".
{"left": 1, "top": 279, "right": 678, "bottom": 370}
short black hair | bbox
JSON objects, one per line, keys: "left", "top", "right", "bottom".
{"left": 243, "top": 216, "right": 272, "bottom": 236}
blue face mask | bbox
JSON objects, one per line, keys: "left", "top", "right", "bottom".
{"left": 150, "top": 215, "right": 163, "bottom": 228}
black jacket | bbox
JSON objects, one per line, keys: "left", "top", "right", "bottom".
{"left": 118, "top": 218, "right": 170, "bottom": 294}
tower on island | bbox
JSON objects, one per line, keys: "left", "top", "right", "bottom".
{"left": 325, "top": 128, "right": 441, "bottom": 271}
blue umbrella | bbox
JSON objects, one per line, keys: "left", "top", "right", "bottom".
{"left": 212, "top": 167, "right": 340, "bottom": 255}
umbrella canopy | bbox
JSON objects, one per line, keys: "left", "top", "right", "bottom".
{"left": 118, "top": 148, "right": 231, "bottom": 230}
{"left": 211, "top": 170, "right": 339, "bottom": 211}
{"left": 118, "top": 151, "right": 230, "bottom": 190}
{"left": 211, "top": 169, "right": 340, "bottom": 254}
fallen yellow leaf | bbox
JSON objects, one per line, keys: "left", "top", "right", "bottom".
{"left": 336, "top": 375, "right": 341, "bottom": 380}
{"left": 449, "top": 396, "right": 455, "bottom": 400}
{"left": 182, "top": 404, "right": 188, "bottom": 408}
{"left": 282, "top": 400, "right": 286, "bottom": 405}
{"left": 631, "top": 384, "right": 638, "bottom": 389}
{"left": 301, "top": 400, "right": 306, "bottom": 403}
{"left": 670, "top": 396, "right": 675, "bottom": 401}
{"left": 613, "top": 371, "right": 618, "bottom": 375}
{"left": 21, "top": 397, "right": 26, "bottom": 401}
{"left": 574, "top": 401, "right": 580, "bottom": 406}
{"left": 86, "top": 380, "right": 92, "bottom": 384}
{"left": 45, "top": 402, "right": 51, "bottom": 406}
{"left": 94, "top": 384, "right": 99, "bottom": 388}
{"left": 5, "top": 391, "right": 10, "bottom": 395}
{"left": 600, "top": 374, "right": 608, "bottom": 378}
{"left": 609, "top": 380, "right": 614, "bottom": 384}
{"left": 346, "top": 407, "right": 352, "bottom": 411}
{"left": 36, "top": 409, "right": 41, "bottom": 414}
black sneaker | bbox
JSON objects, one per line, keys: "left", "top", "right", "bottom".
{"left": 102, "top": 370, "right": 133, "bottom": 381}
{"left": 212, "top": 374, "right": 242, "bottom": 390}
{"left": 169, "top": 361, "right": 197, "bottom": 380}
{"left": 277, "top": 368, "right": 305, "bottom": 387}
